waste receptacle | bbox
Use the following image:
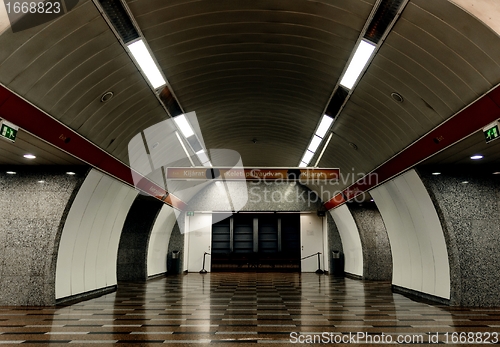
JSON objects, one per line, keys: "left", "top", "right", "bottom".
{"left": 331, "top": 250, "right": 343, "bottom": 276}
{"left": 170, "top": 250, "right": 180, "bottom": 275}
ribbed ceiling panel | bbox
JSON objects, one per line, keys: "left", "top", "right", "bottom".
{"left": 126, "top": 0, "right": 376, "bottom": 167}
{"left": 320, "top": 0, "right": 500, "bottom": 191}
{"left": 0, "top": 0, "right": 167, "bottom": 165}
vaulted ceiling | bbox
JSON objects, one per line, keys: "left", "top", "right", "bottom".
{"left": 0, "top": 0, "right": 499, "bottom": 200}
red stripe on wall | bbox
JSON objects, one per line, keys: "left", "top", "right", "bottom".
{"left": 0, "top": 85, "right": 186, "bottom": 211}
{"left": 325, "top": 86, "right": 500, "bottom": 210}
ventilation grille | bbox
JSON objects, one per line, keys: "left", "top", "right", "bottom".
{"left": 98, "top": 0, "right": 139, "bottom": 43}
{"left": 364, "top": 0, "right": 405, "bottom": 44}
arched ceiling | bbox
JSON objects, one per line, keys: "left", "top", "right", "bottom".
{"left": 1, "top": 0, "right": 500, "bottom": 198}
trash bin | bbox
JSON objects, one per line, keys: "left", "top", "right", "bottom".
{"left": 170, "top": 250, "right": 180, "bottom": 275}
{"left": 331, "top": 250, "right": 343, "bottom": 276}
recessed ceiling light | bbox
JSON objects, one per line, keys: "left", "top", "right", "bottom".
{"left": 493, "top": 172, "right": 500, "bottom": 175}
{"left": 6, "top": 171, "right": 16, "bottom": 175}
{"left": 38, "top": 180, "right": 45, "bottom": 183}
{"left": 470, "top": 155, "right": 483, "bottom": 160}
{"left": 340, "top": 40, "right": 376, "bottom": 89}
{"left": 23, "top": 154, "right": 36, "bottom": 159}
{"left": 462, "top": 181, "right": 469, "bottom": 184}
{"left": 127, "top": 39, "right": 166, "bottom": 89}
{"left": 432, "top": 172, "right": 441, "bottom": 176}
{"left": 66, "top": 172, "right": 76, "bottom": 175}
{"left": 370, "top": 199, "right": 374, "bottom": 202}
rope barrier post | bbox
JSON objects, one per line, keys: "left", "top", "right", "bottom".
{"left": 200, "top": 252, "right": 210, "bottom": 274}
{"left": 315, "top": 252, "right": 324, "bottom": 275}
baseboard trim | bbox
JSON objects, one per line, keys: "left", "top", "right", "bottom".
{"left": 392, "top": 285, "right": 450, "bottom": 305}
{"left": 56, "top": 285, "right": 117, "bottom": 306}
{"left": 344, "top": 272, "right": 362, "bottom": 280}
{"left": 148, "top": 272, "right": 167, "bottom": 280}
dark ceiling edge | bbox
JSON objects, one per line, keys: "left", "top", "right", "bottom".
{"left": 324, "top": 84, "right": 500, "bottom": 210}
{"left": 0, "top": 84, "right": 187, "bottom": 211}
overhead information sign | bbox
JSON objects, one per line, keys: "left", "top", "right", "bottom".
{"left": 166, "top": 168, "right": 340, "bottom": 181}
{"left": 0, "top": 120, "right": 19, "bottom": 142}
{"left": 483, "top": 120, "right": 500, "bottom": 143}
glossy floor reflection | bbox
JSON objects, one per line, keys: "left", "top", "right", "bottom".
{"left": 1, "top": 273, "right": 500, "bottom": 345}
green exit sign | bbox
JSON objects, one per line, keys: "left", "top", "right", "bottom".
{"left": 0, "top": 120, "right": 18, "bottom": 142}
{"left": 484, "top": 121, "right": 500, "bottom": 144}
{"left": 186, "top": 211, "right": 194, "bottom": 216}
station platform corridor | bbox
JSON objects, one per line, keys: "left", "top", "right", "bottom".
{"left": 1, "top": 273, "right": 500, "bottom": 345}
{"left": 2, "top": 0, "right": 500, "bottom": 345}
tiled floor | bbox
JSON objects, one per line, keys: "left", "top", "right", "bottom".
{"left": 1, "top": 273, "right": 500, "bottom": 345}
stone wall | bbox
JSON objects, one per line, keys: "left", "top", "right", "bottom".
{"left": 117, "top": 195, "right": 164, "bottom": 282}
{"left": 0, "top": 166, "right": 86, "bottom": 305}
{"left": 348, "top": 203, "right": 392, "bottom": 281}
{"left": 420, "top": 169, "right": 500, "bottom": 306}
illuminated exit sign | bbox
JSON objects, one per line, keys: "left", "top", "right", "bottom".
{"left": 483, "top": 121, "right": 500, "bottom": 144}
{"left": 0, "top": 120, "right": 18, "bottom": 142}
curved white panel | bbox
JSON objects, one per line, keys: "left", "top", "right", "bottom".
{"left": 147, "top": 205, "right": 177, "bottom": 276}
{"left": 55, "top": 169, "right": 138, "bottom": 299}
{"left": 371, "top": 169, "right": 450, "bottom": 299}
{"left": 329, "top": 205, "right": 363, "bottom": 277}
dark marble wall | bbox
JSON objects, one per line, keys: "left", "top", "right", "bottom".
{"left": 166, "top": 222, "right": 184, "bottom": 274}
{"left": 0, "top": 166, "right": 86, "bottom": 305}
{"left": 348, "top": 204, "right": 392, "bottom": 281}
{"left": 420, "top": 169, "right": 500, "bottom": 306}
{"left": 326, "top": 212, "right": 344, "bottom": 275}
{"left": 117, "top": 195, "right": 164, "bottom": 282}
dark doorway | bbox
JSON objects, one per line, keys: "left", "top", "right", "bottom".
{"left": 211, "top": 213, "right": 300, "bottom": 272}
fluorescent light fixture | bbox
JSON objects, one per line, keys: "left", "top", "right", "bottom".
{"left": 127, "top": 39, "right": 166, "bottom": 89}
{"left": 462, "top": 181, "right": 469, "bottom": 184}
{"left": 6, "top": 171, "right": 16, "bottom": 175}
{"left": 66, "top": 172, "right": 76, "bottom": 175}
{"left": 299, "top": 162, "right": 308, "bottom": 168}
{"left": 315, "top": 115, "right": 333, "bottom": 138}
{"left": 203, "top": 161, "right": 212, "bottom": 167}
{"left": 196, "top": 149, "right": 209, "bottom": 165}
{"left": 432, "top": 172, "right": 441, "bottom": 176}
{"left": 173, "top": 114, "right": 195, "bottom": 138}
{"left": 301, "top": 150, "right": 314, "bottom": 164}
{"left": 340, "top": 40, "right": 376, "bottom": 89}
{"left": 23, "top": 154, "right": 36, "bottom": 159}
{"left": 38, "top": 180, "right": 45, "bottom": 183}
{"left": 470, "top": 155, "right": 483, "bottom": 160}
{"left": 307, "top": 135, "right": 322, "bottom": 153}
{"left": 493, "top": 172, "right": 500, "bottom": 175}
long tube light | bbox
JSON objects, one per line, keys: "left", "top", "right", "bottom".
{"left": 298, "top": 114, "right": 334, "bottom": 167}
{"left": 127, "top": 39, "right": 166, "bottom": 89}
{"left": 339, "top": 40, "right": 376, "bottom": 90}
{"left": 173, "top": 114, "right": 195, "bottom": 138}
{"left": 174, "top": 114, "right": 212, "bottom": 167}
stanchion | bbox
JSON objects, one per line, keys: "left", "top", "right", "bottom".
{"left": 315, "top": 252, "right": 324, "bottom": 275}
{"left": 200, "top": 252, "right": 211, "bottom": 274}
{"left": 301, "top": 252, "right": 324, "bottom": 275}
